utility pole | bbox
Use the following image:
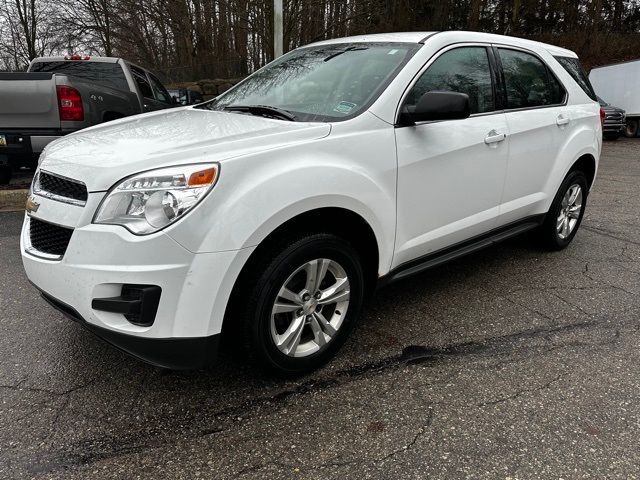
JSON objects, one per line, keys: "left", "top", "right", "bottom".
{"left": 274, "top": 0, "right": 283, "bottom": 58}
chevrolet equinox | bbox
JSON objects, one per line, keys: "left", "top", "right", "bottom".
{"left": 21, "top": 32, "right": 602, "bottom": 374}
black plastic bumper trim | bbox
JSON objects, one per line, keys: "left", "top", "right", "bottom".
{"left": 40, "top": 290, "right": 219, "bottom": 370}
{"left": 92, "top": 284, "right": 162, "bottom": 327}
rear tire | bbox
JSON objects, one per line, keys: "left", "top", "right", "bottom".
{"left": 237, "top": 233, "right": 364, "bottom": 375}
{"left": 625, "top": 119, "right": 639, "bottom": 138}
{"left": 537, "top": 170, "right": 588, "bottom": 250}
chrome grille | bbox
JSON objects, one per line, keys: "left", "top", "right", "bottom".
{"left": 35, "top": 171, "right": 88, "bottom": 205}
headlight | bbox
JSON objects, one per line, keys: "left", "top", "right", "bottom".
{"left": 94, "top": 163, "right": 219, "bottom": 235}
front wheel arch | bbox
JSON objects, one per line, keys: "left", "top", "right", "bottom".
{"left": 222, "top": 207, "right": 379, "bottom": 337}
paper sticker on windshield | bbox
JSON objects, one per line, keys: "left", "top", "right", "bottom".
{"left": 333, "top": 101, "right": 357, "bottom": 114}
{"left": 388, "top": 49, "right": 399, "bottom": 55}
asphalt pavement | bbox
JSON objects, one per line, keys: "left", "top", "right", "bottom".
{"left": 1, "top": 139, "right": 639, "bottom": 479}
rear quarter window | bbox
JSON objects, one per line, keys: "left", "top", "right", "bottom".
{"left": 555, "top": 57, "right": 598, "bottom": 101}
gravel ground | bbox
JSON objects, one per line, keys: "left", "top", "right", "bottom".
{"left": 1, "top": 139, "right": 639, "bottom": 479}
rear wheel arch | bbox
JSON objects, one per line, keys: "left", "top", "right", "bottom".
{"left": 569, "top": 153, "right": 596, "bottom": 189}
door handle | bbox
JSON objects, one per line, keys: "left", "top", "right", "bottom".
{"left": 556, "top": 114, "right": 570, "bottom": 126}
{"left": 484, "top": 130, "right": 506, "bottom": 145}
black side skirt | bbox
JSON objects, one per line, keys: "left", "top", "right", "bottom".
{"left": 379, "top": 214, "right": 545, "bottom": 286}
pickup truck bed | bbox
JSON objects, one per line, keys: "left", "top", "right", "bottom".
{"left": 0, "top": 56, "right": 175, "bottom": 183}
{"left": 0, "top": 72, "right": 78, "bottom": 176}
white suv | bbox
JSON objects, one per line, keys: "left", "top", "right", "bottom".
{"left": 21, "top": 32, "right": 601, "bottom": 374}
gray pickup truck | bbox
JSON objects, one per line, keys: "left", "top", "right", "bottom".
{"left": 0, "top": 55, "right": 176, "bottom": 183}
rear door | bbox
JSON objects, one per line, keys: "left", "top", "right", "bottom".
{"left": 494, "top": 46, "right": 568, "bottom": 225}
{"left": 393, "top": 45, "right": 510, "bottom": 267}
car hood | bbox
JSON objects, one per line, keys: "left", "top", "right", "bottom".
{"left": 40, "top": 108, "right": 331, "bottom": 192}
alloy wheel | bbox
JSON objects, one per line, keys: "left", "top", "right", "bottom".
{"left": 270, "top": 258, "right": 350, "bottom": 358}
{"left": 556, "top": 184, "right": 583, "bottom": 240}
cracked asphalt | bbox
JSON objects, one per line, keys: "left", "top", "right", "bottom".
{"left": 1, "top": 139, "right": 640, "bottom": 479}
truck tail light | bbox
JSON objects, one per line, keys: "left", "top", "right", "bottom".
{"left": 56, "top": 86, "right": 84, "bottom": 121}
{"left": 599, "top": 108, "right": 606, "bottom": 127}
{"left": 64, "top": 54, "right": 90, "bottom": 60}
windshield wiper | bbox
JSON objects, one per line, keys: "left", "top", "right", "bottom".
{"left": 223, "top": 104, "right": 296, "bottom": 121}
{"left": 323, "top": 46, "right": 369, "bottom": 62}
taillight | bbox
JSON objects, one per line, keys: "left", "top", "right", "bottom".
{"left": 56, "top": 85, "right": 84, "bottom": 121}
{"left": 599, "top": 108, "right": 606, "bottom": 127}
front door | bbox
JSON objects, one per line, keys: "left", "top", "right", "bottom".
{"left": 393, "top": 45, "right": 509, "bottom": 268}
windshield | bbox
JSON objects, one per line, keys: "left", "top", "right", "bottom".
{"left": 597, "top": 96, "right": 609, "bottom": 107}
{"left": 202, "top": 42, "right": 419, "bottom": 122}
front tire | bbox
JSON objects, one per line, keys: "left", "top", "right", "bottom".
{"left": 538, "top": 170, "right": 588, "bottom": 250}
{"left": 239, "top": 233, "right": 364, "bottom": 375}
{"left": 625, "top": 119, "right": 639, "bottom": 138}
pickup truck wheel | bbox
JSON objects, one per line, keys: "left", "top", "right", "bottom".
{"left": 538, "top": 170, "right": 588, "bottom": 251}
{"left": 0, "top": 166, "right": 11, "bottom": 185}
{"left": 625, "top": 120, "right": 639, "bottom": 138}
{"left": 240, "top": 233, "right": 364, "bottom": 375}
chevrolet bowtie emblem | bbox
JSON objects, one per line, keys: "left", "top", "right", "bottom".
{"left": 25, "top": 196, "right": 40, "bottom": 214}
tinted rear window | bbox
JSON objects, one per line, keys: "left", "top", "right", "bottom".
{"left": 499, "top": 48, "right": 566, "bottom": 109}
{"left": 555, "top": 57, "right": 597, "bottom": 101}
{"left": 29, "top": 61, "right": 129, "bottom": 91}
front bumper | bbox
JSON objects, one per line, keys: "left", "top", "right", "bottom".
{"left": 21, "top": 194, "right": 254, "bottom": 369}
{"left": 40, "top": 290, "right": 220, "bottom": 369}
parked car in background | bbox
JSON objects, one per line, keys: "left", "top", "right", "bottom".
{"left": 590, "top": 59, "right": 640, "bottom": 138}
{"left": 597, "top": 96, "right": 626, "bottom": 140}
{"left": 168, "top": 88, "right": 204, "bottom": 106}
{"left": 22, "top": 32, "right": 600, "bottom": 375}
{"left": 0, "top": 55, "right": 176, "bottom": 183}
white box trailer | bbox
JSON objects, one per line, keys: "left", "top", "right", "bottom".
{"left": 590, "top": 60, "right": 640, "bottom": 137}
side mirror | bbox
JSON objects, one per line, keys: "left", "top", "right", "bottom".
{"left": 399, "top": 91, "right": 471, "bottom": 125}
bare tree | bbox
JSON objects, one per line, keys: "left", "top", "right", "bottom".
{"left": 0, "top": 0, "right": 62, "bottom": 68}
{"left": 2, "top": 0, "right": 640, "bottom": 75}
{"left": 57, "top": 0, "right": 116, "bottom": 55}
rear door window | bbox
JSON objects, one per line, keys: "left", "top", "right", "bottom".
{"left": 406, "top": 46, "right": 495, "bottom": 115}
{"left": 555, "top": 56, "right": 598, "bottom": 101}
{"left": 498, "top": 48, "right": 566, "bottom": 109}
